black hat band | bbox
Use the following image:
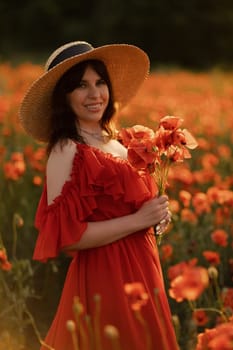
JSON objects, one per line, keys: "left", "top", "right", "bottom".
{"left": 47, "top": 43, "right": 93, "bottom": 71}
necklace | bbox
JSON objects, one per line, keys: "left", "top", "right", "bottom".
{"left": 80, "top": 128, "right": 110, "bottom": 143}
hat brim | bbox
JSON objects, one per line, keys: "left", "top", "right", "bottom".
{"left": 19, "top": 44, "right": 150, "bottom": 142}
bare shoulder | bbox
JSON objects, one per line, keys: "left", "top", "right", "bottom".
{"left": 46, "top": 139, "right": 77, "bottom": 204}
{"left": 47, "top": 139, "right": 77, "bottom": 171}
{"left": 48, "top": 139, "right": 77, "bottom": 160}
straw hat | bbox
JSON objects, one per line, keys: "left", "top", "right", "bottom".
{"left": 19, "top": 41, "right": 150, "bottom": 142}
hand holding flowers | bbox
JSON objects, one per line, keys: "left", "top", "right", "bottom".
{"left": 135, "top": 195, "right": 171, "bottom": 235}
{"left": 118, "top": 116, "right": 198, "bottom": 244}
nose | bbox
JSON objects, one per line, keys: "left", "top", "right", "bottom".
{"left": 88, "top": 85, "right": 100, "bottom": 98}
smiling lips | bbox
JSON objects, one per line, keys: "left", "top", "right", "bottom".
{"left": 85, "top": 103, "right": 103, "bottom": 112}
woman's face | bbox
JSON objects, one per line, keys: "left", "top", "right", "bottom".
{"left": 67, "top": 65, "right": 110, "bottom": 129}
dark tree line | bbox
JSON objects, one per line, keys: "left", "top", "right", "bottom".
{"left": 1, "top": 0, "right": 233, "bottom": 68}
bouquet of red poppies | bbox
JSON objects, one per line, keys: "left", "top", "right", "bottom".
{"left": 118, "top": 116, "right": 198, "bottom": 244}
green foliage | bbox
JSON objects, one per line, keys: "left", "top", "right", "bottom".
{"left": 1, "top": 0, "right": 233, "bottom": 68}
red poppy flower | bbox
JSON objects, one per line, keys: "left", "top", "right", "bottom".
{"left": 181, "top": 208, "right": 198, "bottom": 223}
{"left": 167, "top": 258, "right": 198, "bottom": 281}
{"left": 124, "top": 282, "right": 149, "bottom": 311}
{"left": 3, "top": 152, "right": 26, "bottom": 180}
{"left": 161, "top": 244, "right": 173, "bottom": 261}
{"left": 215, "top": 207, "right": 231, "bottom": 226}
{"left": 154, "top": 128, "right": 174, "bottom": 151}
{"left": 33, "top": 175, "right": 43, "bottom": 186}
{"left": 159, "top": 116, "right": 183, "bottom": 130}
{"left": 127, "top": 138, "right": 157, "bottom": 171}
{"left": 222, "top": 288, "right": 233, "bottom": 312}
{"left": 168, "top": 266, "right": 209, "bottom": 302}
{"left": 169, "top": 146, "right": 192, "bottom": 162}
{"left": 203, "top": 251, "right": 220, "bottom": 265}
{"left": 182, "top": 129, "right": 199, "bottom": 149}
{"left": 118, "top": 125, "right": 154, "bottom": 147}
{"left": 192, "top": 310, "right": 209, "bottom": 326}
{"left": 192, "top": 192, "right": 211, "bottom": 215}
{"left": 196, "top": 328, "right": 217, "bottom": 350}
{"left": 0, "top": 249, "right": 12, "bottom": 271}
{"left": 169, "top": 199, "right": 180, "bottom": 213}
{"left": 211, "top": 229, "right": 228, "bottom": 247}
{"left": 208, "top": 320, "right": 233, "bottom": 350}
{"left": 207, "top": 186, "right": 222, "bottom": 203}
{"left": 0, "top": 249, "right": 8, "bottom": 264}
{"left": 179, "top": 190, "right": 192, "bottom": 207}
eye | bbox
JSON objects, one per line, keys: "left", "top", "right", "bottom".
{"left": 97, "top": 79, "right": 107, "bottom": 86}
{"left": 77, "top": 81, "right": 86, "bottom": 88}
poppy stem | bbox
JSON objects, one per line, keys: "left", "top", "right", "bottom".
{"left": 73, "top": 297, "right": 88, "bottom": 349}
{"left": 93, "top": 294, "right": 102, "bottom": 350}
{"left": 191, "top": 307, "right": 228, "bottom": 322}
{"left": 134, "top": 309, "right": 152, "bottom": 350}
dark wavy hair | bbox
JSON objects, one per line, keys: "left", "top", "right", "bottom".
{"left": 47, "top": 59, "right": 115, "bottom": 154}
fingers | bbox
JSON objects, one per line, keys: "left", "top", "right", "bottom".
{"left": 155, "top": 218, "right": 171, "bottom": 236}
{"left": 156, "top": 197, "right": 170, "bottom": 221}
{"left": 155, "top": 206, "right": 172, "bottom": 236}
{"left": 151, "top": 196, "right": 169, "bottom": 212}
{"left": 157, "top": 195, "right": 168, "bottom": 204}
{"left": 161, "top": 208, "right": 172, "bottom": 221}
{"left": 139, "top": 196, "right": 171, "bottom": 230}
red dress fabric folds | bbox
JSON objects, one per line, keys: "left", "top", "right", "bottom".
{"left": 35, "top": 143, "right": 179, "bottom": 350}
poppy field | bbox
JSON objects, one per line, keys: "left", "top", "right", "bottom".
{"left": 0, "top": 63, "right": 233, "bottom": 350}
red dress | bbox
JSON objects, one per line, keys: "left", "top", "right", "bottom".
{"left": 34, "top": 143, "right": 179, "bottom": 350}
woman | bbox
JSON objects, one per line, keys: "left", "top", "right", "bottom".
{"left": 19, "top": 41, "right": 179, "bottom": 350}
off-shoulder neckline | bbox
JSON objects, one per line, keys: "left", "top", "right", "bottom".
{"left": 45, "top": 141, "right": 134, "bottom": 210}
{"left": 75, "top": 142, "right": 130, "bottom": 164}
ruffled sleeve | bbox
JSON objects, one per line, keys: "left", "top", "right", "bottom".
{"left": 33, "top": 182, "right": 88, "bottom": 262}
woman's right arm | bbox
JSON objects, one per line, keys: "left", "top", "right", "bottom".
{"left": 46, "top": 140, "right": 170, "bottom": 251}
{"left": 64, "top": 195, "right": 169, "bottom": 250}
